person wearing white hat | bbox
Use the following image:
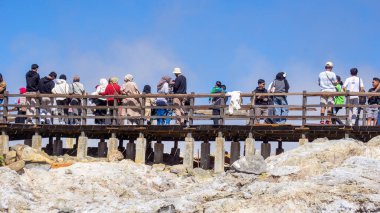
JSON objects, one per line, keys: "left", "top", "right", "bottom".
{"left": 318, "top": 61, "right": 337, "bottom": 124}
{"left": 171, "top": 67, "right": 187, "bottom": 125}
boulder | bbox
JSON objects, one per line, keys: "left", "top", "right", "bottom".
{"left": 11, "top": 144, "right": 54, "bottom": 164}
{"left": 5, "top": 150, "right": 17, "bottom": 165}
{"left": 231, "top": 155, "right": 267, "bottom": 174}
{"left": 6, "top": 160, "right": 25, "bottom": 172}
{"left": 107, "top": 150, "right": 124, "bottom": 162}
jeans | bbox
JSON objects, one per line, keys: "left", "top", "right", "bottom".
{"left": 273, "top": 96, "right": 288, "bottom": 124}
{"left": 156, "top": 109, "right": 171, "bottom": 125}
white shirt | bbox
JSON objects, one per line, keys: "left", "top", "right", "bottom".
{"left": 318, "top": 71, "right": 337, "bottom": 92}
{"left": 343, "top": 76, "right": 364, "bottom": 99}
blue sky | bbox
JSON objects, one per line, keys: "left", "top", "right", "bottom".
{"left": 1, "top": 0, "right": 380, "bottom": 95}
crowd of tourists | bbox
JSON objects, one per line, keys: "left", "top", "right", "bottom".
{"left": 0, "top": 61, "right": 379, "bottom": 126}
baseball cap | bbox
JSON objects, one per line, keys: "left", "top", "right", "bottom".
{"left": 325, "top": 61, "right": 334, "bottom": 67}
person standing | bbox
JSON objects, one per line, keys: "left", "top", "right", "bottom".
{"left": 120, "top": 74, "right": 141, "bottom": 125}
{"left": 171, "top": 67, "right": 187, "bottom": 125}
{"left": 270, "top": 72, "right": 290, "bottom": 124}
{"left": 52, "top": 74, "right": 70, "bottom": 124}
{"left": 156, "top": 76, "right": 172, "bottom": 125}
{"left": 15, "top": 87, "right": 27, "bottom": 124}
{"left": 366, "top": 78, "right": 380, "bottom": 126}
{"left": 332, "top": 75, "right": 344, "bottom": 125}
{"left": 25, "top": 64, "right": 40, "bottom": 124}
{"left": 343, "top": 68, "right": 364, "bottom": 126}
{"left": 318, "top": 61, "right": 337, "bottom": 124}
{"left": 253, "top": 79, "right": 270, "bottom": 124}
{"left": 101, "top": 77, "right": 121, "bottom": 125}
{"left": 0, "top": 74, "right": 6, "bottom": 112}
{"left": 94, "top": 78, "right": 108, "bottom": 124}
{"left": 210, "top": 81, "right": 224, "bottom": 125}
{"left": 68, "top": 75, "right": 85, "bottom": 125}
{"left": 39, "top": 71, "right": 57, "bottom": 124}
{"left": 142, "top": 85, "right": 155, "bottom": 125}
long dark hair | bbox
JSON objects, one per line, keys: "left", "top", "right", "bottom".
{"left": 0, "top": 74, "right": 3, "bottom": 82}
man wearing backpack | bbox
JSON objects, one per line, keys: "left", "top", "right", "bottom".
{"left": 318, "top": 61, "right": 337, "bottom": 124}
{"left": 343, "top": 68, "right": 364, "bottom": 126}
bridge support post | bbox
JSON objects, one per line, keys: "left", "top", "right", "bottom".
{"left": 32, "top": 133, "right": 42, "bottom": 151}
{"left": 183, "top": 133, "right": 194, "bottom": 169}
{"left": 77, "top": 132, "right": 88, "bottom": 159}
{"left": 230, "top": 139, "right": 240, "bottom": 165}
{"left": 170, "top": 140, "right": 180, "bottom": 164}
{"left": 24, "top": 139, "right": 32, "bottom": 146}
{"left": 66, "top": 138, "right": 75, "bottom": 149}
{"left": 53, "top": 137, "right": 63, "bottom": 156}
{"left": 107, "top": 134, "right": 118, "bottom": 158}
{"left": 244, "top": 133, "right": 255, "bottom": 160}
{"left": 299, "top": 134, "right": 308, "bottom": 146}
{"left": 45, "top": 136, "right": 54, "bottom": 155}
{"left": 118, "top": 138, "right": 125, "bottom": 153}
{"left": 135, "top": 133, "right": 146, "bottom": 164}
{"left": 98, "top": 139, "right": 107, "bottom": 157}
{"left": 261, "top": 139, "right": 271, "bottom": 159}
{"left": 0, "top": 131, "right": 9, "bottom": 155}
{"left": 214, "top": 132, "right": 225, "bottom": 173}
{"left": 154, "top": 140, "right": 164, "bottom": 164}
{"left": 201, "top": 140, "right": 211, "bottom": 169}
{"left": 126, "top": 139, "right": 136, "bottom": 160}
{"left": 146, "top": 139, "right": 153, "bottom": 161}
{"left": 276, "top": 140, "right": 284, "bottom": 155}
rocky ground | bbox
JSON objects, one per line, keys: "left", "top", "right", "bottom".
{"left": 1, "top": 137, "right": 380, "bottom": 213}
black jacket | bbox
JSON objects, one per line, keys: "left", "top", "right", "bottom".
{"left": 254, "top": 87, "right": 270, "bottom": 105}
{"left": 26, "top": 70, "right": 40, "bottom": 92}
{"left": 173, "top": 75, "right": 187, "bottom": 94}
{"left": 38, "top": 77, "right": 55, "bottom": 94}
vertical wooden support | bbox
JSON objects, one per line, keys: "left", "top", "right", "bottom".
{"left": 299, "top": 133, "right": 309, "bottom": 146}
{"left": 244, "top": 132, "right": 255, "bottom": 160}
{"left": 135, "top": 133, "right": 146, "bottom": 164}
{"left": 77, "top": 132, "right": 88, "bottom": 159}
{"left": 82, "top": 97, "right": 87, "bottom": 125}
{"left": 35, "top": 92, "right": 41, "bottom": 124}
{"left": 154, "top": 140, "right": 164, "bottom": 164}
{"left": 188, "top": 92, "right": 195, "bottom": 126}
{"left": 201, "top": 140, "right": 211, "bottom": 169}
{"left": 183, "top": 133, "right": 194, "bottom": 169}
{"left": 32, "top": 132, "right": 42, "bottom": 151}
{"left": 214, "top": 132, "right": 225, "bottom": 173}
{"left": 107, "top": 133, "right": 119, "bottom": 157}
{"left": 2, "top": 91, "right": 8, "bottom": 123}
{"left": 146, "top": 139, "right": 153, "bottom": 161}
{"left": 276, "top": 140, "right": 284, "bottom": 155}
{"left": 220, "top": 93, "right": 225, "bottom": 125}
{"left": 98, "top": 139, "right": 107, "bottom": 157}
{"left": 0, "top": 131, "right": 9, "bottom": 155}
{"left": 118, "top": 138, "right": 125, "bottom": 152}
{"left": 302, "top": 90, "right": 307, "bottom": 126}
{"left": 261, "top": 138, "right": 271, "bottom": 159}
{"left": 53, "top": 137, "right": 63, "bottom": 156}
{"left": 126, "top": 139, "right": 136, "bottom": 160}
{"left": 345, "top": 91, "right": 350, "bottom": 125}
{"left": 250, "top": 91, "right": 256, "bottom": 125}
{"left": 140, "top": 95, "right": 146, "bottom": 125}
{"left": 45, "top": 136, "right": 54, "bottom": 155}
{"left": 230, "top": 139, "right": 240, "bottom": 165}
{"left": 112, "top": 99, "right": 117, "bottom": 125}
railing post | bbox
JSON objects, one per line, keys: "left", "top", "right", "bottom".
{"left": 302, "top": 90, "right": 307, "bottom": 126}
{"left": 2, "top": 91, "right": 8, "bottom": 123}
{"left": 220, "top": 92, "right": 225, "bottom": 125}
{"left": 112, "top": 98, "right": 117, "bottom": 125}
{"left": 140, "top": 94, "right": 145, "bottom": 125}
{"left": 188, "top": 92, "right": 195, "bottom": 126}
{"left": 82, "top": 95, "right": 87, "bottom": 125}
{"left": 35, "top": 92, "right": 41, "bottom": 124}
{"left": 250, "top": 91, "right": 256, "bottom": 125}
{"left": 345, "top": 91, "right": 350, "bottom": 125}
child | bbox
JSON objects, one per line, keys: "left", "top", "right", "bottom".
{"left": 253, "top": 79, "right": 270, "bottom": 124}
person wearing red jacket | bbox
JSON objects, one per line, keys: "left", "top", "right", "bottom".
{"left": 101, "top": 77, "right": 121, "bottom": 124}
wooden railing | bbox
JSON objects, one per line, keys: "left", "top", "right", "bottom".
{"left": 0, "top": 91, "right": 379, "bottom": 126}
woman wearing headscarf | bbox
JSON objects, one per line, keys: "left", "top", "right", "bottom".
{"left": 156, "top": 76, "right": 172, "bottom": 125}
{"left": 93, "top": 78, "right": 108, "bottom": 124}
{"left": 120, "top": 74, "right": 141, "bottom": 125}
{"left": 101, "top": 77, "right": 121, "bottom": 124}
{"left": 143, "top": 85, "right": 155, "bottom": 125}
{"left": 269, "top": 72, "right": 290, "bottom": 124}
{"left": 15, "top": 87, "right": 27, "bottom": 124}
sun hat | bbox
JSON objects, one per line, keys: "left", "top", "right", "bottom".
{"left": 325, "top": 61, "right": 334, "bottom": 67}
{"left": 173, "top": 67, "right": 182, "bottom": 74}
